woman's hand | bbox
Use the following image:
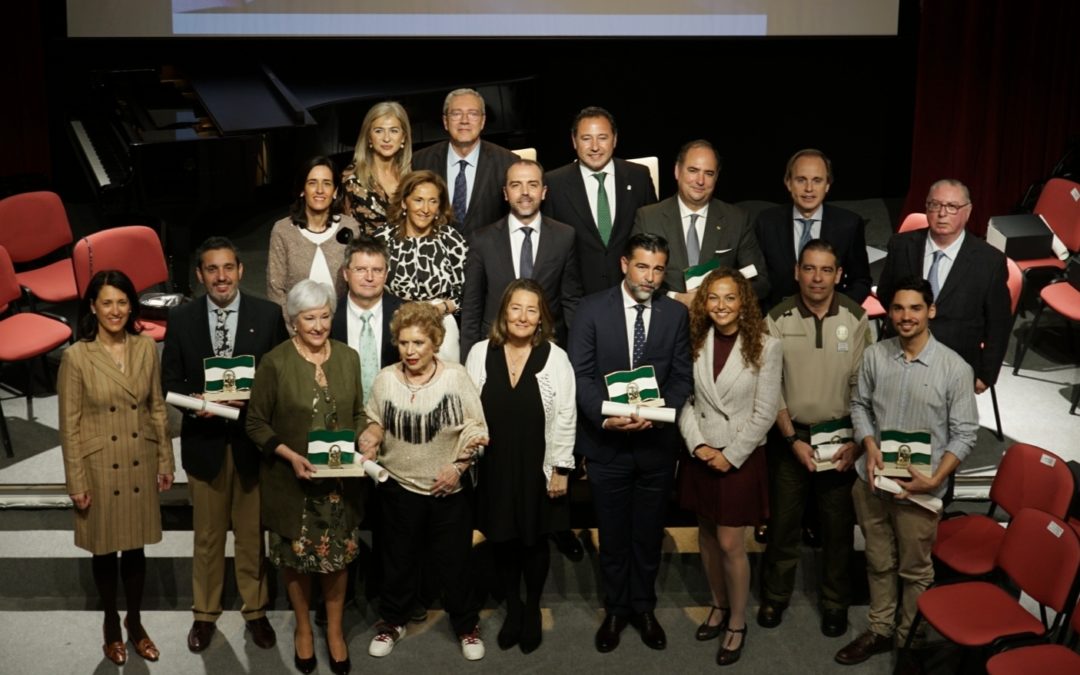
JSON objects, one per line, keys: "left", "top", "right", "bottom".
{"left": 70, "top": 491, "right": 91, "bottom": 511}
{"left": 707, "top": 452, "right": 733, "bottom": 473}
{"left": 465, "top": 436, "right": 489, "bottom": 453}
{"left": 431, "top": 463, "right": 462, "bottom": 497}
{"left": 547, "top": 473, "right": 569, "bottom": 498}
{"left": 359, "top": 424, "right": 383, "bottom": 462}
{"left": 157, "top": 473, "right": 174, "bottom": 492}
{"left": 277, "top": 444, "right": 316, "bottom": 481}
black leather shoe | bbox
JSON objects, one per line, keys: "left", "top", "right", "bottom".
{"left": 756, "top": 601, "right": 786, "bottom": 628}
{"left": 630, "top": 611, "right": 667, "bottom": 650}
{"left": 519, "top": 605, "right": 542, "bottom": 654}
{"left": 696, "top": 606, "right": 730, "bottom": 641}
{"left": 716, "top": 626, "right": 747, "bottom": 666}
{"left": 552, "top": 530, "right": 584, "bottom": 562}
{"left": 326, "top": 637, "right": 350, "bottom": 675}
{"left": 294, "top": 649, "right": 317, "bottom": 674}
{"left": 821, "top": 608, "right": 848, "bottom": 638}
{"left": 594, "top": 613, "right": 627, "bottom": 653}
{"left": 834, "top": 630, "right": 893, "bottom": 665}
{"left": 497, "top": 604, "right": 522, "bottom": 650}
{"left": 246, "top": 617, "right": 277, "bottom": 649}
{"left": 187, "top": 620, "right": 215, "bottom": 653}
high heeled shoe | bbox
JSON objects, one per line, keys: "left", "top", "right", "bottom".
{"left": 326, "top": 636, "right": 351, "bottom": 675}
{"left": 293, "top": 649, "right": 317, "bottom": 674}
{"left": 696, "top": 605, "right": 730, "bottom": 641}
{"left": 716, "top": 625, "right": 747, "bottom": 666}
{"left": 124, "top": 616, "right": 159, "bottom": 661}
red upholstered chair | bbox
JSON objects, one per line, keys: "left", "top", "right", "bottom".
{"left": 1012, "top": 279, "right": 1080, "bottom": 380}
{"left": 0, "top": 245, "right": 74, "bottom": 457}
{"left": 986, "top": 257, "right": 1024, "bottom": 439}
{"left": 986, "top": 595, "right": 1080, "bottom": 675}
{"left": 1013, "top": 178, "right": 1080, "bottom": 277}
{"left": 934, "top": 443, "right": 1074, "bottom": 578}
{"left": 904, "top": 508, "right": 1080, "bottom": 663}
{"left": 72, "top": 226, "right": 171, "bottom": 341}
{"left": 862, "top": 213, "right": 928, "bottom": 332}
{"left": 0, "top": 191, "right": 79, "bottom": 306}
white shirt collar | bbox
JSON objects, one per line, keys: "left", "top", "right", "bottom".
{"left": 579, "top": 159, "right": 615, "bottom": 181}
{"left": 508, "top": 213, "right": 542, "bottom": 234}
{"left": 790, "top": 205, "right": 824, "bottom": 221}
{"left": 927, "top": 230, "right": 966, "bottom": 259}
{"left": 347, "top": 294, "right": 383, "bottom": 319}
{"left": 677, "top": 196, "right": 709, "bottom": 219}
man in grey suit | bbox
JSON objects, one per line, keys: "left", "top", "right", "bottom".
{"left": 543, "top": 106, "right": 658, "bottom": 295}
{"left": 411, "top": 88, "right": 519, "bottom": 237}
{"left": 461, "top": 159, "right": 583, "bottom": 357}
{"left": 631, "top": 140, "right": 769, "bottom": 306}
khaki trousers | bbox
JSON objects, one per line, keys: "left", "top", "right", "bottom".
{"left": 851, "top": 478, "right": 939, "bottom": 643}
{"left": 190, "top": 446, "right": 267, "bottom": 621}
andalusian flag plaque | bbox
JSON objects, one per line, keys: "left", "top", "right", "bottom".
{"left": 605, "top": 365, "right": 665, "bottom": 407}
{"left": 880, "top": 430, "right": 932, "bottom": 478}
{"left": 203, "top": 354, "right": 255, "bottom": 401}
{"left": 685, "top": 258, "right": 721, "bottom": 291}
{"left": 308, "top": 429, "right": 364, "bottom": 478}
{"left": 811, "top": 416, "right": 853, "bottom": 472}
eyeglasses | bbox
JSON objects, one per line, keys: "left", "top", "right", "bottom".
{"left": 348, "top": 266, "right": 386, "bottom": 276}
{"left": 446, "top": 110, "right": 483, "bottom": 121}
{"left": 925, "top": 200, "right": 971, "bottom": 215}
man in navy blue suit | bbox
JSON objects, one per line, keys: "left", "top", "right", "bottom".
{"left": 568, "top": 232, "right": 693, "bottom": 653}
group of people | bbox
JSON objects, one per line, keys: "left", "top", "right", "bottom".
{"left": 57, "top": 86, "right": 1011, "bottom": 672}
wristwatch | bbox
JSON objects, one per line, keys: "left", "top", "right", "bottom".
{"left": 783, "top": 433, "right": 799, "bottom": 446}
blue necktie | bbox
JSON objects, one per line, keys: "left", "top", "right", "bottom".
{"left": 632, "top": 304, "right": 646, "bottom": 368}
{"left": 453, "top": 159, "right": 468, "bottom": 225}
{"left": 519, "top": 227, "right": 534, "bottom": 279}
{"left": 927, "top": 250, "right": 946, "bottom": 298}
{"left": 797, "top": 217, "right": 814, "bottom": 255}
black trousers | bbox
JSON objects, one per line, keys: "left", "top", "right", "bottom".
{"left": 378, "top": 479, "right": 479, "bottom": 635}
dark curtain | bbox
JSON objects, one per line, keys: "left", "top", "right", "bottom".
{"left": 904, "top": 0, "right": 1080, "bottom": 235}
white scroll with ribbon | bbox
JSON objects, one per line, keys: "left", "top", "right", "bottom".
{"left": 165, "top": 391, "right": 240, "bottom": 420}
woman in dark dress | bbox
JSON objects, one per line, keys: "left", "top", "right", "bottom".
{"left": 677, "top": 269, "right": 782, "bottom": 666}
{"left": 465, "top": 280, "right": 576, "bottom": 654}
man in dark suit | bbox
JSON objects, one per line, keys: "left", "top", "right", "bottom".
{"left": 411, "top": 88, "right": 519, "bottom": 237}
{"left": 632, "top": 139, "right": 769, "bottom": 305}
{"left": 877, "top": 179, "right": 1011, "bottom": 393}
{"left": 568, "top": 233, "right": 693, "bottom": 653}
{"left": 754, "top": 149, "right": 872, "bottom": 309}
{"left": 461, "top": 159, "right": 583, "bottom": 356}
{"left": 330, "top": 236, "right": 405, "bottom": 391}
{"left": 543, "top": 106, "right": 658, "bottom": 295}
{"left": 161, "top": 236, "right": 287, "bottom": 653}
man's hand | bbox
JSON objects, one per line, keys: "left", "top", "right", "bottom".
{"left": 865, "top": 439, "right": 883, "bottom": 486}
{"left": 603, "top": 414, "right": 652, "bottom": 432}
{"left": 791, "top": 439, "right": 817, "bottom": 472}
{"left": 832, "top": 441, "right": 859, "bottom": 472}
{"left": 893, "top": 466, "right": 938, "bottom": 498}
{"left": 974, "top": 378, "right": 989, "bottom": 395}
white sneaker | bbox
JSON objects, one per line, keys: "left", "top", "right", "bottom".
{"left": 459, "top": 626, "right": 485, "bottom": 661}
{"left": 368, "top": 622, "right": 405, "bottom": 657}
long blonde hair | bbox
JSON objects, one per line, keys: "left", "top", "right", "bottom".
{"left": 346, "top": 101, "right": 412, "bottom": 195}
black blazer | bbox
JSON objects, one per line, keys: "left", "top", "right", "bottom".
{"left": 754, "top": 203, "right": 873, "bottom": 309}
{"left": 161, "top": 293, "right": 288, "bottom": 481}
{"left": 329, "top": 291, "right": 405, "bottom": 369}
{"left": 877, "top": 230, "right": 1011, "bottom": 386}
{"left": 460, "top": 216, "right": 583, "bottom": 356}
{"left": 632, "top": 196, "right": 770, "bottom": 300}
{"left": 411, "top": 139, "right": 519, "bottom": 237}
{"left": 542, "top": 158, "right": 658, "bottom": 295}
{"left": 567, "top": 286, "right": 693, "bottom": 465}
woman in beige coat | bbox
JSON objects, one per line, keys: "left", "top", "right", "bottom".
{"left": 58, "top": 270, "right": 174, "bottom": 666}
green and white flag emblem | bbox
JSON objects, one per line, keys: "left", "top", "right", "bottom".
{"left": 203, "top": 354, "right": 255, "bottom": 399}
{"left": 684, "top": 258, "right": 721, "bottom": 291}
{"left": 880, "top": 430, "right": 931, "bottom": 478}
{"left": 605, "top": 365, "right": 663, "bottom": 405}
{"left": 308, "top": 429, "right": 357, "bottom": 467}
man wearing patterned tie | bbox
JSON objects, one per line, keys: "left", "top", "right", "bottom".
{"left": 568, "top": 233, "right": 693, "bottom": 653}
{"left": 875, "top": 179, "right": 1011, "bottom": 394}
{"left": 460, "top": 159, "right": 583, "bottom": 357}
{"left": 411, "top": 88, "right": 519, "bottom": 237}
{"left": 543, "top": 106, "right": 658, "bottom": 295}
{"left": 754, "top": 149, "right": 873, "bottom": 310}
{"left": 161, "top": 237, "right": 287, "bottom": 653}
{"left": 631, "top": 139, "right": 769, "bottom": 306}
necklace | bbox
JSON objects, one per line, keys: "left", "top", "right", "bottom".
{"left": 401, "top": 359, "right": 438, "bottom": 402}
{"left": 505, "top": 344, "right": 531, "bottom": 380}
{"left": 102, "top": 334, "right": 127, "bottom": 372}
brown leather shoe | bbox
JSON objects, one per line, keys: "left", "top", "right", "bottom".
{"left": 834, "top": 630, "right": 893, "bottom": 665}
{"left": 124, "top": 617, "right": 160, "bottom": 661}
{"left": 187, "top": 620, "right": 216, "bottom": 653}
{"left": 246, "top": 617, "right": 277, "bottom": 649}
{"left": 102, "top": 627, "right": 127, "bottom": 666}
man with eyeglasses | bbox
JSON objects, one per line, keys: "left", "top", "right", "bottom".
{"left": 754, "top": 148, "right": 873, "bottom": 310}
{"left": 412, "top": 88, "right": 519, "bottom": 236}
{"left": 876, "top": 179, "right": 1011, "bottom": 396}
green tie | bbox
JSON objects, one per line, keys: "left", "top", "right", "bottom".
{"left": 359, "top": 311, "right": 378, "bottom": 404}
{"left": 593, "top": 172, "right": 612, "bottom": 246}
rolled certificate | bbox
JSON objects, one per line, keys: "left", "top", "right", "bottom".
{"left": 363, "top": 459, "right": 389, "bottom": 483}
{"left": 601, "top": 401, "right": 676, "bottom": 424}
{"left": 166, "top": 391, "right": 240, "bottom": 421}
{"left": 872, "top": 475, "right": 943, "bottom": 513}
{"left": 814, "top": 445, "right": 841, "bottom": 463}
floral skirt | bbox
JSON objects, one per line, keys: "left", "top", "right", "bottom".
{"left": 268, "top": 490, "right": 360, "bottom": 573}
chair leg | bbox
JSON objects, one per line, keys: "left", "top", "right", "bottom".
{"left": 903, "top": 612, "right": 922, "bottom": 651}
{"left": 0, "top": 400, "right": 12, "bottom": 458}
{"left": 990, "top": 385, "right": 1003, "bottom": 440}
{"left": 1013, "top": 302, "right": 1045, "bottom": 375}
{"left": 24, "top": 360, "right": 35, "bottom": 422}
{"left": 1071, "top": 383, "right": 1080, "bottom": 415}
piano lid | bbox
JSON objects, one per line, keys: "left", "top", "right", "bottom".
{"left": 189, "top": 64, "right": 316, "bottom": 135}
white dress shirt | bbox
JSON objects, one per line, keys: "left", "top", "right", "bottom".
{"left": 621, "top": 282, "right": 652, "bottom": 363}
{"left": 578, "top": 159, "right": 617, "bottom": 228}
{"left": 678, "top": 197, "right": 709, "bottom": 250}
{"left": 923, "top": 230, "right": 965, "bottom": 290}
{"left": 508, "top": 214, "right": 542, "bottom": 278}
{"left": 346, "top": 295, "right": 384, "bottom": 363}
{"left": 446, "top": 142, "right": 482, "bottom": 211}
{"left": 791, "top": 205, "right": 824, "bottom": 256}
